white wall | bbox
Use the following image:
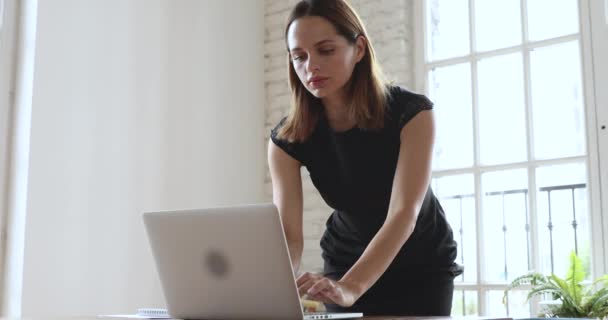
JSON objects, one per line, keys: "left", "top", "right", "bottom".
{"left": 0, "top": 0, "right": 18, "bottom": 294}
{"left": 17, "top": 0, "right": 264, "bottom": 316}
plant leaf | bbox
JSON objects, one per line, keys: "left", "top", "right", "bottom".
{"left": 582, "top": 287, "right": 608, "bottom": 317}
{"left": 549, "top": 274, "right": 571, "bottom": 295}
{"left": 594, "top": 275, "right": 608, "bottom": 287}
{"left": 527, "top": 283, "right": 581, "bottom": 317}
{"left": 590, "top": 291, "right": 608, "bottom": 314}
{"left": 548, "top": 274, "right": 584, "bottom": 315}
{"left": 507, "top": 272, "right": 547, "bottom": 290}
{"left": 566, "top": 251, "right": 585, "bottom": 305}
{"left": 503, "top": 272, "right": 547, "bottom": 305}
{"left": 527, "top": 285, "right": 563, "bottom": 302}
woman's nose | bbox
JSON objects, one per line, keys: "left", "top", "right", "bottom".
{"left": 306, "top": 55, "right": 320, "bottom": 73}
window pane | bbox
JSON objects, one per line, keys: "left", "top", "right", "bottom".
{"left": 432, "top": 174, "right": 477, "bottom": 282}
{"left": 536, "top": 162, "right": 591, "bottom": 279}
{"left": 428, "top": 63, "right": 474, "bottom": 170}
{"left": 474, "top": 0, "right": 522, "bottom": 52}
{"left": 452, "top": 290, "right": 479, "bottom": 316}
{"left": 488, "top": 290, "right": 531, "bottom": 317}
{"left": 482, "top": 169, "right": 530, "bottom": 282}
{"left": 527, "top": 0, "right": 579, "bottom": 41}
{"left": 478, "top": 53, "right": 527, "bottom": 165}
{"left": 531, "top": 41, "right": 585, "bottom": 160}
{"left": 426, "top": 0, "right": 470, "bottom": 61}
{"left": 486, "top": 290, "right": 508, "bottom": 317}
{"left": 507, "top": 290, "right": 532, "bottom": 318}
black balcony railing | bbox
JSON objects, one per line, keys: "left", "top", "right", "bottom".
{"left": 485, "top": 188, "right": 531, "bottom": 280}
{"left": 539, "top": 183, "right": 586, "bottom": 274}
{"left": 439, "top": 183, "right": 586, "bottom": 282}
{"left": 438, "top": 182, "right": 587, "bottom": 316}
{"left": 441, "top": 193, "right": 474, "bottom": 282}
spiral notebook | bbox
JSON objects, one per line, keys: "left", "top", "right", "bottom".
{"left": 98, "top": 307, "right": 171, "bottom": 319}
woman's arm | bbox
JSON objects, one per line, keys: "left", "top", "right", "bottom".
{"left": 337, "top": 109, "right": 436, "bottom": 297}
{"left": 268, "top": 139, "right": 305, "bottom": 275}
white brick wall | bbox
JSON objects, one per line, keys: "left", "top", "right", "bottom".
{"left": 264, "top": 0, "right": 416, "bottom": 273}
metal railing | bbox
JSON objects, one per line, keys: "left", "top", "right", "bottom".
{"left": 440, "top": 183, "right": 587, "bottom": 316}
{"left": 539, "top": 183, "right": 586, "bottom": 274}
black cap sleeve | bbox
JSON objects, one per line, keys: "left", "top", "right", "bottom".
{"left": 388, "top": 85, "right": 434, "bottom": 132}
{"left": 270, "top": 117, "right": 306, "bottom": 164}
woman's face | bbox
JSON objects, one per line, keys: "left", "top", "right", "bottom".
{"left": 287, "top": 16, "right": 365, "bottom": 99}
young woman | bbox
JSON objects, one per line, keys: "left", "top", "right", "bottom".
{"left": 268, "top": 0, "right": 462, "bottom": 316}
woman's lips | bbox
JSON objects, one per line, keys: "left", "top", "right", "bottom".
{"left": 309, "top": 78, "right": 328, "bottom": 89}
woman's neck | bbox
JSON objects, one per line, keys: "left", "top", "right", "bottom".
{"left": 321, "top": 90, "right": 356, "bottom": 132}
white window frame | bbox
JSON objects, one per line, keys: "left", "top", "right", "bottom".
{"left": 413, "top": 0, "right": 606, "bottom": 316}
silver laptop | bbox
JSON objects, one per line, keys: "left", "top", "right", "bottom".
{"left": 143, "top": 203, "right": 363, "bottom": 320}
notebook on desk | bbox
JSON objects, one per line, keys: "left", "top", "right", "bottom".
{"left": 143, "top": 203, "right": 363, "bottom": 320}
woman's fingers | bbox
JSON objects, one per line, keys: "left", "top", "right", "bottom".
{"left": 307, "top": 278, "right": 333, "bottom": 296}
{"left": 323, "top": 286, "right": 339, "bottom": 298}
{"left": 296, "top": 274, "right": 344, "bottom": 304}
{"left": 296, "top": 272, "right": 320, "bottom": 286}
{"left": 296, "top": 272, "right": 324, "bottom": 297}
{"left": 297, "top": 278, "right": 317, "bottom": 296}
{"left": 309, "top": 288, "right": 333, "bottom": 303}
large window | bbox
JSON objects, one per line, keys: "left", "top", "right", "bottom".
{"left": 420, "top": 0, "right": 597, "bottom": 316}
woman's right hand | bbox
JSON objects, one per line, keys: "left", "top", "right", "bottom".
{"left": 296, "top": 272, "right": 361, "bottom": 307}
{"left": 296, "top": 271, "right": 325, "bottom": 297}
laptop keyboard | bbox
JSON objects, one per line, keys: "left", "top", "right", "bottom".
{"left": 304, "top": 312, "right": 332, "bottom": 319}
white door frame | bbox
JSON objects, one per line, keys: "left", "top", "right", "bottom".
{"left": 583, "top": 0, "right": 608, "bottom": 277}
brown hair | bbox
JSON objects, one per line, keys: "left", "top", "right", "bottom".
{"left": 277, "top": 0, "right": 388, "bottom": 142}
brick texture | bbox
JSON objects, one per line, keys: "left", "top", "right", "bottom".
{"left": 264, "top": 0, "right": 415, "bottom": 273}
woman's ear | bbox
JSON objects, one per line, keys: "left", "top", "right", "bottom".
{"left": 355, "top": 35, "right": 367, "bottom": 63}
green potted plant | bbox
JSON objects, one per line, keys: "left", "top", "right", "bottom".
{"left": 503, "top": 251, "right": 608, "bottom": 318}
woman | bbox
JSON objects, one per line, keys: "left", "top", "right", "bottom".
{"left": 268, "top": 0, "right": 462, "bottom": 316}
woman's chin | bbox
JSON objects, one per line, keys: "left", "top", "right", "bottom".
{"left": 307, "top": 87, "right": 331, "bottom": 98}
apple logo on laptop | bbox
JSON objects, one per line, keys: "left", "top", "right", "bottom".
{"left": 204, "top": 249, "right": 230, "bottom": 278}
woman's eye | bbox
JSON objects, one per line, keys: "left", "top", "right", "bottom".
{"left": 292, "top": 55, "right": 304, "bottom": 61}
{"left": 320, "top": 49, "right": 334, "bottom": 54}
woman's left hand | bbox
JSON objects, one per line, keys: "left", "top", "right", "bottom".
{"left": 296, "top": 272, "right": 362, "bottom": 307}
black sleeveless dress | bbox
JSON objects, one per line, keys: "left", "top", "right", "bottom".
{"left": 270, "top": 85, "right": 462, "bottom": 316}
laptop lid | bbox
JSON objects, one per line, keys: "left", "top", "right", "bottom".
{"left": 143, "top": 203, "right": 307, "bottom": 319}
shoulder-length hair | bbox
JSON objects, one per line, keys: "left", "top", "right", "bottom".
{"left": 277, "top": 0, "right": 388, "bottom": 142}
